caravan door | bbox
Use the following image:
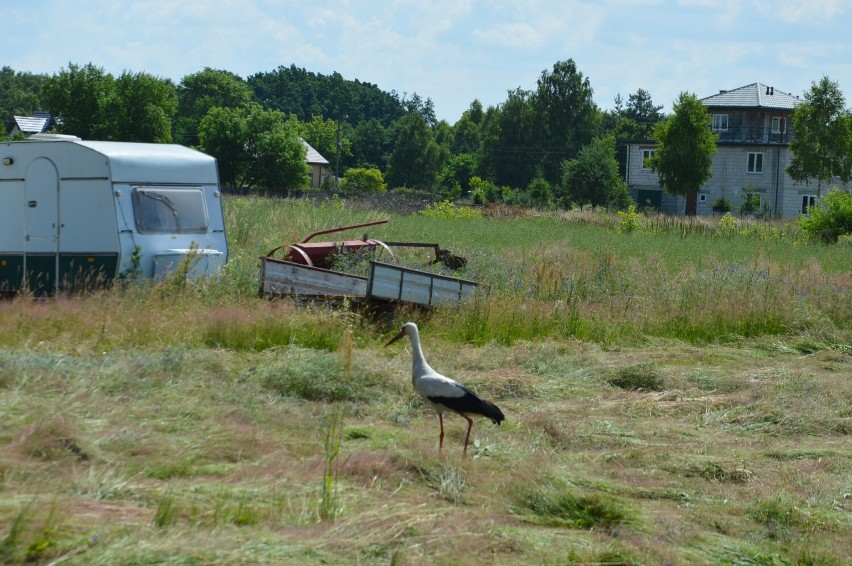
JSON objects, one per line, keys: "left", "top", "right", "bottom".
{"left": 24, "top": 157, "right": 60, "bottom": 294}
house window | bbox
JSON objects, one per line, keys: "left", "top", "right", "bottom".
{"left": 801, "top": 195, "right": 817, "bottom": 214}
{"left": 641, "top": 149, "right": 655, "bottom": 170}
{"left": 771, "top": 117, "right": 783, "bottom": 134}
{"left": 712, "top": 114, "right": 729, "bottom": 131}
{"left": 699, "top": 194, "right": 707, "bottom": 202}
{"left": 747, "top": 152, "right": 764, "bottom": 173}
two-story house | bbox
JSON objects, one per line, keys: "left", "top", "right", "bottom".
{"left": 625, "top": 82, "right": 848, "bottom": 218}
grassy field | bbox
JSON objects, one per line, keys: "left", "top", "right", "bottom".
{"left": 1, "top": 196, "right": 850, "bottom": 564}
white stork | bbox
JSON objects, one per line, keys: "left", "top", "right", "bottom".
{"left": 385, "top": 322, "right": 505, "bottom": 455}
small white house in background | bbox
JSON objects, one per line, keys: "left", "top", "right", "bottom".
{"left": 0, "top": 134, "right": 228, "bottom": 295}
{"left": 303, "top": 140, "right": 330, "bottom": 188}
{"left": 625, "top": 82, "right": 852, "bottom": 218}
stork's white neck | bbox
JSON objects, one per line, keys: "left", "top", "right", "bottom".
{"left": 406, "top": 325, "right": 434, "bottom": 381}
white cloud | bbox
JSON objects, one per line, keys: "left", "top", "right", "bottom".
{"left": 472, "top": 22, "right": 544, "bottom": 49}
{"left": 771, "top": 0, "right": 845, "bottom": 23}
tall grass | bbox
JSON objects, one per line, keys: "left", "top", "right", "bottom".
{"left": 440, "top": 245, "right": 850, "bottom": 347}
{"left": 1, "top": 196, "right": 848, "bottom": 351}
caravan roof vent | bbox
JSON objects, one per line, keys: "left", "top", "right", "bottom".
{"left": 28, "top": 134, "right": 82, "bottom": 142}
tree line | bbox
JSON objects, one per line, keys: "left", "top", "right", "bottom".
{"left": 2, "top": 62, "right": 849, "bottom": 217}
{"left": 0, "top": 61, "right": 664, "bottom": 207}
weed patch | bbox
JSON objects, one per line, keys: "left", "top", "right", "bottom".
{"left": 512, "top": 478, "right": 632, "bottom": 529}
{"left": 607, "top": 363, "right": 665, "bottom": 391}
{"left": 259, "top": 348, "right": 387, "bottom": 402}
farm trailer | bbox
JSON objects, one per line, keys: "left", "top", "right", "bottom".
{"left": 258, "top": 220, "right": 478, "bottom": 309}
{"left": 0, "top": 134, "right": 228, "bottom": 295}
{"left": 259, "top": 258, "right": 480, "bottom": 309}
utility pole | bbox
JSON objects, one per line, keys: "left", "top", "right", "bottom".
{"left": 335, "top": 114, "right": 347, "bottom": 192}
{"left": 335, "top": 119, "right": 341, "bottom": 192}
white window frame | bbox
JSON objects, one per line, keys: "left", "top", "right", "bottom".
{"left": 641, "top": 149, "right": 655, "bottom": 170}
{"left": 712, "top": 114, "right": 729, "bottom": 131}
{"left": 801, "top": 194, "right": 817, "bottom": 214}
{"left": 699, "top": 193, "right": 707, "bottom": 202}
{"left": 771, "top": 117, "right": 782, "bottom": 134}
{"left": 747, "top": 152, "right": 764, "bottom": 174}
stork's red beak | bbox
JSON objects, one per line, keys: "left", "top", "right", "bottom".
{"left": 385, "top": 328, "right": 406, "bottom": 347}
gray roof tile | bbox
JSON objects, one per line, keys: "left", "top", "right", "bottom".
{"left": 13, "top": 115, "right": 52, "bottom": 133}
{"left": 302, "top": 140, "right": 329, "bottom": 165}
{"left": 701, "top": 83, "right": 802, "bottom": 110}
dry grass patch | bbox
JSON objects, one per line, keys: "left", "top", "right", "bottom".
{"left": 13, "top": 416, "right": 90, "bottom": 463}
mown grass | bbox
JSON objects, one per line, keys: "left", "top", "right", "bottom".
{"left": 0, "top": 196, "right": 849, "bottom": 564}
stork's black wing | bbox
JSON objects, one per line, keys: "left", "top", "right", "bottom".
{"left": 428, "top": 384, "right": 505, "bottom": 424}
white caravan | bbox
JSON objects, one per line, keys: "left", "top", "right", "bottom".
{"left": 0, "top": 135, "right": 228, "bottom": 295}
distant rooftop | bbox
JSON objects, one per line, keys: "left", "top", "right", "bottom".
{"left": 11, "top": 112, "right": 53, "bottom": 134}
{"left": 701, "top": 83, "right": 802, "bottom": 110}
{"left": 302, "top": 139, "right": 329, "bottom": 165}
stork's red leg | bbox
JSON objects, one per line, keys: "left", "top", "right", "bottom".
{"left": 463, "top": 415, "right": 474, "bottom": 456}
{"left": 438, "top": 413, "right": 445, "bottom": 453}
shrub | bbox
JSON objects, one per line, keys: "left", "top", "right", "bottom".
{"left": 711, "top": 197, "right": 732, "bottom": 215}
{"left": 617, "top": 204, "right": 643, "bottom": 234}
{"left": 526, "top": 176, "right": 555, "bottom": 209}
{"left": 419, "top": 200, "right": 483, "bottom": 219}
{"left": 739, "top": 191, "right": 762, "bottom": 218}
{"left": 799, "top": 188, "right": 852, "bottom": 243}
{"left": 339, "top": 167, "right": 387, "bottom": 195}
{"left": 469, "top": 176, "right": 507, "bottom": 204}
{"left": 719, "top": 212, "right": 737, "bottom": 232}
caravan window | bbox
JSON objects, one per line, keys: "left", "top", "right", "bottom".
{"left": 132, "top": 187, "right": 209, "bottom": 233}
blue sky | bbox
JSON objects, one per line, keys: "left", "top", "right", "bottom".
{"left": 4, "top": 0, "right": 851, "bottom": 123}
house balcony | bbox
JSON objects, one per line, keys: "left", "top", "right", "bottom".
{"left": 712, "top": 125, "right": 795, "bottom": 145}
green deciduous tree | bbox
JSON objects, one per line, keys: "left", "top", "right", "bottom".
{"left": 175, "top": 68, "right": 253, "bottom": 146}
{"left": 43, "top": 64, "right": 178, "bottom": 143}
{"left": 197, "top": 106, "right": 249, "bottom": 188}
{"left": 435, "top": 153, "right": 477, "bottom": 200}
{"left": 385, "top": 112, "right": 446, "bottom": 189}
{"left": 533, "top": 59, "right": 600, "bottom": 183}
{"left": 451, "top": 100, "right": 483, "bottom": 154}
{"left": 42, "top": 62, "right": 114, "bottom": 139}
{"left": 108, "top": 71, "right": 177, "bottom": 143}
{"left": 247, "top": 64, "right": 405, "bottom": 127}
{"left": 351, "top": 118, "right": 389, "bottom": 169}
{"left": 648, "top": 92, "right": 718, "bottom": 215}
{"left": 0, "top": 66, "right": 48, "bottom": 135}
{"left": 477, "top": 88, "right": 537, "bottom": 188}
{"left": 788, "top": 76, "right": 852, "bottom": 195}
{"left": 249, "top": 124, "right": 308, "bottom": 194}
{"left": 560, "top": 136, "right": 630, "bottom": 210}
{"left": 198, "top": 103, "right": 307, "bottom": 193}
